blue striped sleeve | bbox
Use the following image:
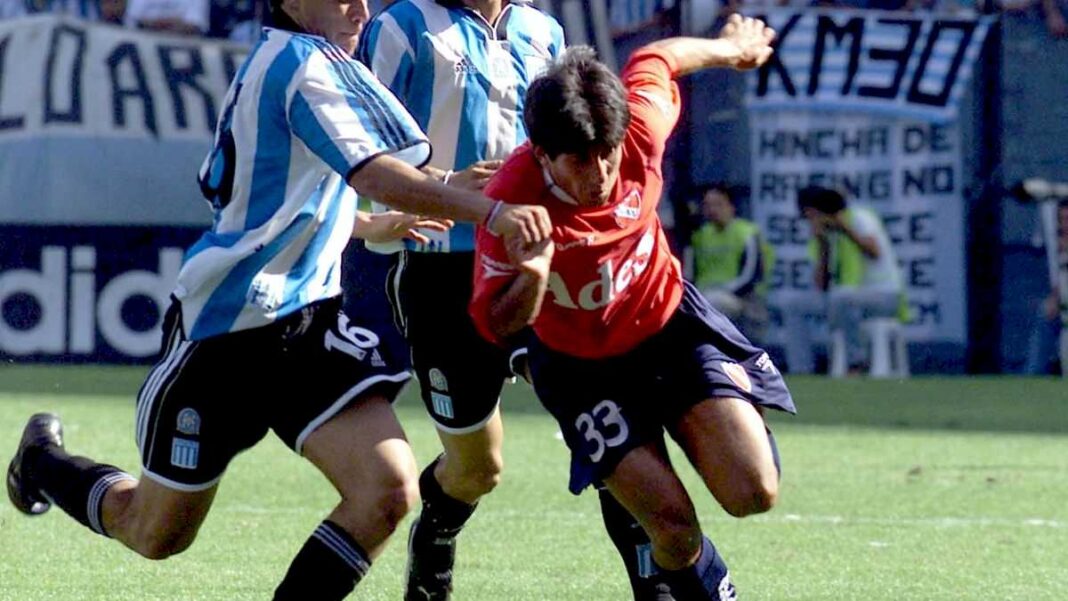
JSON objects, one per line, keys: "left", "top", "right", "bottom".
{"left": 289, "top": 46, "right": 429, "bottom": 177}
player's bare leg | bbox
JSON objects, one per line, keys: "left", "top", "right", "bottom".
{"left": 406, "top": 407, "right": 503, "bottom": 601}
{"left": 274, "top": 394, "right": 419, "bottom": 600}
{"left": 669, "top": 397, "right": 779, "bottom": 518}
{"left": 604, "top": 443, "right": 736, "bottom": 600}
{"left": 102, "top": 477, "right": 217, "bottom": 559}
{"left": 434, "top": 407, "right": 504, "bottom": 503}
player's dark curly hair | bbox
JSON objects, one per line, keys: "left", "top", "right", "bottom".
{"left": 523, "top": 46, "right": 630, "bottom": 159}
{"left": 797, "top": 185, "right": 847, "bottom": 215}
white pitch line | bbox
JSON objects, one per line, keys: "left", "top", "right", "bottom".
{"left": 215, "top": 505, "right": 1065, "bottom": 530}
{"left": 758, "top": 513, "right": 1064, "bottom": 529}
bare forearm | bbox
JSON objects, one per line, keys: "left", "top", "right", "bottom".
{"left": 488, "top": 272, "right": 548, "bottom": 339}
{"left": 349, "top": 154, "right": 492, "bottom": 223}
{"left": 645, "top": 37, "right": 742, "bottom": 76}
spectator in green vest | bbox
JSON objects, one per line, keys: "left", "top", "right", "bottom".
{"left": 785, "top": 185, "right": 904, "bottom": 374}
{"left": 688, "top": 184, "right": 772, "bottom": 342}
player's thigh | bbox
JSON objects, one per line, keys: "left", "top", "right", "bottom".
{"left": 670, "top": 397, "right": 779, "bottom": 516}
{"left": 301, "top": 393, "right": 418, "bottom": 501}
{"left": 435, "top": 405, "right": 503, "bottom": 473}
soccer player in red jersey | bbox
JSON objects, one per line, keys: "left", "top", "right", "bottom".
{"left": 470, "top": 15, "right": 796, "bottom": 600}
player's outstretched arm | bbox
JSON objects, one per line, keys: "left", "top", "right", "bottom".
{"left": 646, "top": 14, "right": 775, "bottom": 76}
{"left": 349, "top": 154, "right": 551, "bottom": 246}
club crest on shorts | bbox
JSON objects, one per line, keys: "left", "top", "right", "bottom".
{"left": 431, "top": 391, "right": 454, "bottom": 419}
{"left": 176, "top": 408, "right": 201, "bottom": 436}
{"left": 171, "top": 437, "right": 199, "bottom": 470}
{"left": 428, "top": 368, "right": 449, "bottom": 392}
{"left": 721, "top": 362, "right": 753, "bottom": 394}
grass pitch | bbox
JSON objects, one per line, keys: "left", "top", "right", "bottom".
{"left": 0, "top": 365, "right": 1065, "bottom": 600}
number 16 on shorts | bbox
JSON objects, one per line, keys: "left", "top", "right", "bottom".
{"left": 575, "top": 400, "right": 630, "bottom": 463}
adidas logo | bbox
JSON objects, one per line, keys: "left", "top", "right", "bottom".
{"left": 370, "top": 350, "right": 386, "bottom": 367}
{"left": 454, "top": 57, "right": 478, "bottom": 75}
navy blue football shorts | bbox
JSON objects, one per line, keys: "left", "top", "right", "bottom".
{"left": 389, "top": 250, "right": 515, "bottom": 434}
{"left": 529, "top": 281, "right": 796, "bottom": 494}
{"left": 135, "top": 296, "right": 410, "bottom": 492}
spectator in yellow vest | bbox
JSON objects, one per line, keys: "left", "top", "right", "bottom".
{"left": 785, "top": 186, "right": 904, "bottom": 374}
{"left": 688, "top": 184, "right": 772, "bottom": 342}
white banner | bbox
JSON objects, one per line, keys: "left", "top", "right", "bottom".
{"left": 0, "top": 16, "right": 247, "bottom": 225}
{"left": 747, "top": 9, "right": 991, "bottom": 120}
{"left": 751, "top": 111, "right": 966, "bottom": 342}
{"left": 0, "top": 15, "right": 246, "bottom": 140}
{"left": 746, "top": 10, "right": 991, "bottom": 345}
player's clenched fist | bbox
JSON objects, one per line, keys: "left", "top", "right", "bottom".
{"left": 487, "top": 203, "right": 553, "bottom": 246}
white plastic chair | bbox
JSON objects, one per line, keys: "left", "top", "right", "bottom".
{"left": 829, "top": 318, "right": 909, "bottom": 379}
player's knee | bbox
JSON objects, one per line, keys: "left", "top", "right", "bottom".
{"left": 359, "top": 472, "right": 420, "bottom": 534}
{"left": 721, "top": 477, "right": 778, "bottom": 517}
{"left": 462, "top": 457, "right": 503, "bottom": 496}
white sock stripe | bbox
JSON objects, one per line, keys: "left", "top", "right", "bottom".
{"left": 314, "top": 525, "right": 367, "bottom": 572}
{"left": 313, "top": 525, "right": 370, "bottom": 575}
{"left": 136, "top": 336, "right": 188, "bottom": 449}
{"left": 86, "top": 471, "right": 136, "bottom": 535}
{"left": 312, "top": 529, "right": 360, "bottom": 572}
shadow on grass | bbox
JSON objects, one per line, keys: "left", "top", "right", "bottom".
{"left": 2, "top": 366, "right": 1066, "bottom": 435}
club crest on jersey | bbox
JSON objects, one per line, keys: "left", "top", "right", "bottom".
{"left": 721, "top": 362, "right": 753, "bottom": 394}
{"left": 614, "top": 189, "right": 641, "bottom": 226}
{"left": 176, "top": 408, "right": 201, "bottom": 436}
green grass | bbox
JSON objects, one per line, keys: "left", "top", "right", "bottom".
{"left": 1, "top": 365, "right": 1066, "bottom": 600}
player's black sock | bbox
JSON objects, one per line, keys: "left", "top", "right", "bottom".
{"left": 28, "top": 444, "right": 134, "bottom": 537}
{"left": 658, "top": 536, "right": 736, "bottom": 601}
{"left": 597, "top": 487, "right": 672, "bottom": 600}
{"left": 273, "top": 520, "right": 371, "bottom": 601}
{"left": 418, "top": 456, "right": 477, "bottom": 536}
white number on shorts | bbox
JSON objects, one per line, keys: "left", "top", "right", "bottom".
{"left": 574, "top": 400, "right": 630, "bottom": 463}
{"left": 324, "top": 316, "right": 380, "bottom": 360}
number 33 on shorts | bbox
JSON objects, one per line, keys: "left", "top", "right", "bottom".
{"left": 575, "top": 400, "right": 630, "bottom": 463}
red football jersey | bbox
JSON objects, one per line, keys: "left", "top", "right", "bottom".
{"left": 470, "top": 48, "right": 685, "bottom": 359}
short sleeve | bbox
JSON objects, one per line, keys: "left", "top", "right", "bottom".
{"left": 469, "top": 225, "right": 519, "bottom": 347}
{"left": 288, "top": 51, "right": 429, "bottom": 178}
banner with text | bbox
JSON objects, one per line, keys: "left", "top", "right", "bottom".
{"left": 0, "top": 15, "right": 246, "bottom": 225}
{"left": 746, "top": 10, "right": 991, "bottom": 345}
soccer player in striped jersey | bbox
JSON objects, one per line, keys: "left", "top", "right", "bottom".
{"left": 470, "top": 16, "right": 795, "bottom": 600}
{"left": 354, "top": 3, "right": 579, "bottom": 600}
{"left": 5, "top": 1, "right": 549, "bottom": 599}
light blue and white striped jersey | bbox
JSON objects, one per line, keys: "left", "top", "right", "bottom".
{"left": 179, "top": 27, "right": 430, "bottom": 341}
{"left": 358, "top": 0, "right": 564, "bottom": 253}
